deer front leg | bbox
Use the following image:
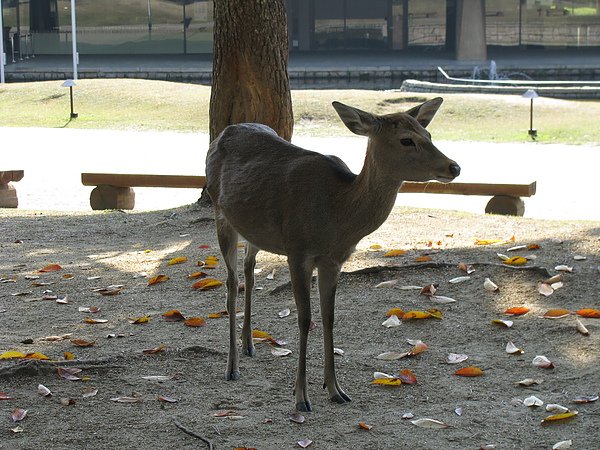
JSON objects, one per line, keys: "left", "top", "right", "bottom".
{"left": 241, "top": 243, "right": 259, "bottom": 357}
{"left": 289, "top": 256, "right": 314, "bottom": 412}
{"left": 318, "top": 261, "right": 351, "bottom": 404}
{"left": 215, "top": 215, "right": 240, "bottom": 381}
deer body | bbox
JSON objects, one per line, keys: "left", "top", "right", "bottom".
{"left": 205, "top": 99, "right": 460, "bottom": 412}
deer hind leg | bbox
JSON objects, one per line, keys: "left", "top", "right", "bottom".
{"left": 215, "top": 212, "right": 240, "bottom": 381}
{"left": 241, "top": 243, "right": 259, "bottom": 357}
{"left": 288, "top": 255, "right": 314, "bottom": 412}
{"left": 317, "top": 261, "right": 351, "bottom": 404}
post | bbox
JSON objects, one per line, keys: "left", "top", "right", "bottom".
{"left": 0, "top": 0, "right": 5, "bottom": 83}
{"left": 529, "top": 98, "right": 534, "bottom": 132}
{"left": 70, "top": 0, "right": 78, "bottom": 80}
{"left": 147, "top": 0, "right": 152, "bottom": 38}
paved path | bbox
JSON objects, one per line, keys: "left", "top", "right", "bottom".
{"left": 2, "top": 127, "right": 599, "bottom": 221}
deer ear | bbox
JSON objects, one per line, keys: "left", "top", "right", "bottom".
{"left": 332, "top": 101, "right": 380, "bottom": 136}
{"left": 406, "top": 97, "right": 443, "bottom": 128}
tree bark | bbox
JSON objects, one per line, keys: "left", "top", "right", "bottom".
{"left": 209, "top": 0, "right": 293, "bottom": 142}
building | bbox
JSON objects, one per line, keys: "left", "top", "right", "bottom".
{"left": 2, "top": 0, "right": 600, "bottom": 63}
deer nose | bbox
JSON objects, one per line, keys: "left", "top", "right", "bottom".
{"left": 449, "top": 163, "right": 461, "bottom": 178}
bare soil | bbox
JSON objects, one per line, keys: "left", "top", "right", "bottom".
{"left": 1, "top": 204, "right": 599, "bottom": 450}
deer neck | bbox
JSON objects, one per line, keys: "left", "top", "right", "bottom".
{"left": 341, "top": 140, "right": 403, "bottom": 242}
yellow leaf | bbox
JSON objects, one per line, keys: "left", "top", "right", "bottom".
{"left": 384, "top": 249, "right": 407, "bottom": 257}
{"left": 0, "top": 351, "right": 27, "bottom": 359}
{"left": 23, "top": 352, "right": 50, "bottom": 360}
{"left": 128, "top": 315, "right": 151, "bottom": 324}
{"left": 188, "top": 271, "right": 207, "bottom": 279}
{"left": 148, "top": 275, "right": 169, "bottom": 286}
{"left": 474, "top": 238, "right": 504, "bottom": 246}
{"left": 252, "top": 329, "right": 273, "bottom": 340}
{"left": 386, "top": 307, "right": 405, "bottom": 318}
{"left": 192, "top": 278, "right": 223, "bottom": 290}
{"left": 63, "top": 352, "right": 76, "bottom": 360}
{"left": 414, "top": 255, "right": 432, "bottom": 263}
{"left": 369, "top": 244, "right": 383, "bottom": 250}
{"left": 167, "top": 256, "right": 188, "bottom": 266}
{"left": 541, "top": 411, "right": 578, "bottom": 424}
{"left": 402, "top": 310, "right": 432, "bottom": 320}
{"left": 371, "top": 378, "right": 402, "bottom": 386}
{"left": 503, "top": 256, "right": 528, "bottom": 266}
{"left": 427, "top": 308, "right": 443, "bottom": 319}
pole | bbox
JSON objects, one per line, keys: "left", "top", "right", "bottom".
{"left": 530, "top": 98, "right": 534, "bottom": 131}
{"left": 0, "top": 0, "right": 5, "bottom": 83}
{"left": 70, "top": 0, "right": 78, "bottom": 80}
{"left": 147, "top": 0, "right": 152, "bottom": 38}
{"left": 70, "top": 85, "right": 74, "bottom": 117}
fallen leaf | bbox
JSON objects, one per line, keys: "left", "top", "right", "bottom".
{"left": 369, "top": 244, "right": 383, "bottom": 250}
{"left": 544, "top": 274, "right": 563, "bottom": 284}
{"left": 62, "top": 273, "right": 74, "bottom": 279}
{"left": 552, "top": 440, "right": 573, "bottom": 449}
{"left": 39, "top": 264, "right": 62, "bottom": 273}
{"left": 381, "top": 315, "right": 402, "bottom": 328}
{"left": 0, "top": 351, "right": 26, "bottom": 359}
{"left": 402, "top": 310, "right": 432, "bottom": 320}
{"left": 386, "top": 307, "right": 405, "bottom": 318}
{"left": 575, "top": 319, "right": 590, "bottom": 336}
{"left": 398, "top": 369, "right": 417, "bottom": 385}
{"left": 426, "top": 308, "right": 443, "bottom": 319}
{"left": 371, "top": 378, "right": 402, "bottom": 386}
{"left": 82, "top": 387, "right": 98, "bottom": 398}
{"left": 142, "top": 375, "right": 172, "bottom": 382}
{"left": 448, "top": 276, "right": 470, "bottom": 284}
{"left": 408, "top": 341, "right": 429, "bottom": 356}
{"left": 278, "top": 308, "right": 291, "bottom": 318}
{"left": 11, "top": 408, "right": 27, "bottom": 422}
{"left": 543, "top": 309, "right": 571, "bottom": 319}
{"left": 503, "top": 256, "right": 528, "bottom": 266}
{"left": 297, "top": 438, "right": 313, "bottom": 448}
{"left": 94, "top": 285, "right": 124, "bottom": 296}
{"left": 358, "top": 422, "right": 373, "bottom": 430}
{"left": 184, "top": 317, "right": 206, "bottom": 327}
{"left": 167, "top": 256, "right": 188, "bottom": 266}
{"left": 111, "top": 396, "right": 142, "bottom": 403}
{"left": 63, "top": 352, "right": 76, "bottom": 360}
{"left": 410, "top": 418, "right": 449, "bottom": 429}
{"left": 71, "top": 339, "right": 95, "bottom": 347}
{"left": 158, "top": 395, "right": 178, "bottom": 403}
{"left": 384, "top": 249, "right": 407, "bottom": 257}
{"left": 505, "top": 306, "right": 530, "bottom": 316}
{"left": 575, "top": 308, "right": 600, "bottom": 318}
{"left": 148, "top": 275, "right": 170, "bottom": 286}
{"left": 414, "top": 255, "right": 432, "bottom": 263}
{"left": 128, "top": 315, "right": 151, "bottom": 324}
{"left": 375, "top": 351, "right": 405, "bottom": 361}
{"left": 430, "top": 295, "right": 457, "bottom": 304}
{"left": 523, "top": 395, "right": 544, "bottom": 407}
{"left": 455, "top": 366, "right": 484, "bottom": 377}
{"left": 79, "top": 306, "right": 101, "bottom": 314}
{"left": 572, "top": 394, "right": 598, "bottom": 404}
{"left": 546, "top": 404, "right": 569, "bottom": 414}
{"left": 252, "top": 329, "right": 273, "bottom": 340}
{"left": 375, "top": 279, "right": 398, "bottom": 288}
{"left": 83, "top": 317, "right": 108, "bottom": 324}
{"left": 162, "top": 310, "right": 186, "bottom": 322}
{"left": 554, "top": 265, "right": 573, "bottom": 273}
{"left": 143, "top": 345, "right": 167, "bottom": 355}
{"left": 419, "top": 284, "right": 438, "bottom": 296}
{"left": 532, "top": 355, "right": 554, "bottom": 369}
{"left": 538, "top": 283, "right": 554, "bottom": 297}
{"left": 541, "top": 411, "right": 578, "bottom": 425}
{"left": 506, "top": 341, "right": 524, "bottom": 355}
{"left": 57, "top": 367, "right": 82, "bottom": 381}
{"left": 483, "top": 278, "right": 499, "bottom": 292}
{"left": 492, "top": 319, "right": 513, "bottom": 328}
{"left": 271, "top": 347, "right": 292, "bottom": 357}
{"left": 401, "top": 412, "right": 414, "bottom": 419}
{"left": 187, "top": 271, "right": 207, "bottom": 279}
{"left": 0, "top": 392, "right": 15, "bottom": 400}
{"left": 447, "top": 353, "right": 469, "bottom": 364}
{"left": 37, "top": 384, "right": 52, "bottom": 397}
{"left": 192, "top": 278, "right": 223, "bottom": 290}
{"left": 573, "top": 255, "right": 586, "bottom": 261}
{"left": 333, "top": 347, "right": 345, "bottom": 356}
{"left": 457, "top": 263, "right": 476, "bottom": 274}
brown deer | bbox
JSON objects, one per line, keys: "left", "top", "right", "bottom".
{"left": 205, "top": 98, "right": 460, "bottom": 412}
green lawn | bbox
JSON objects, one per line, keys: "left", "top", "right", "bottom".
{"left": 1, "top": 79, "right": 599, "bottom": 144}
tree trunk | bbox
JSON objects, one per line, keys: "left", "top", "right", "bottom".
{"left": 209, "top": 0, "right": 293, "bottom": 142}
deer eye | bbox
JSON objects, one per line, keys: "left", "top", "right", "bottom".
{"left": 400, "top": 138, "right": 415, "bottom": 147}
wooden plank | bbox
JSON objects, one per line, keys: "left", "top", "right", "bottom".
{"left": 399, "top": 181, "right": 536, "bottom": 197}
{"left": 0, "top": 170, "right": 25, "bottom": 184}
{"left": 81, "top": 173, "right": 206, "bottom": 189}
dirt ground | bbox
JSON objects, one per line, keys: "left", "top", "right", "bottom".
{"left": 0, "top": 204, "right": 598, "bottom": 450}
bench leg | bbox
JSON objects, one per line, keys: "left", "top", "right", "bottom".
{"left": 90, "top": 185, "right": 135, "bottom": 210}
{"left": 0, "top": 183, "right": 19, "bottom": 208}
{"left": 485, "top": 195, "right": 525, "bottom": 216}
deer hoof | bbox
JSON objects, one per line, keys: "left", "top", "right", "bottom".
{"left": 225, "top": 370, "right": 240, "bottom": 381}
{"left": 295, "top": 401, "right": 312, "bottom": 412}
{"left": 242, "top": 346, "right": 256, "bottom": 357}
{"left": 330, "top": 392, "right": 352, "bottom": 404}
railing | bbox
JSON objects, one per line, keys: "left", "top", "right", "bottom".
{"left": 7, "top": 32, "right": 35, "bottom": 63}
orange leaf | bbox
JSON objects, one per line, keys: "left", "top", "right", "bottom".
{"left": 419, "top": 284, "right": 437, "bottom": 296}
{"left": 457, "top": 262, "right": 476, "bottom": 274}
{"left": 358, "top": 422, "right": 373, "bottom": 430}
{"left": 386, "top": 307, "right": 405, "bottom": 318}
{"left": 63, "top": 352, "right": 75, "bottom": 361}
{"left": 192, "top": 278, "right": 223, "bottom": 290}
{"left": 384, "top": 249, "right": 407, "bottom": 257}
{"left": 371, "top": 378, "right": 402, "bottom": 386}
{"left": 23, "top": 352, "right": 50, "bottom": 360}
{"left": 39, "top": 264, "right": 62, "bottom": 273}
{"left": 128, "top": 315, "right": 151, "bottom": 324}
{"left": 503, "top": 256, "right": 528, "bottom": 266}
{"left": 188, "top": 271, "right": 207, "bottom": 279}
{"left": 143, "top": 345, "right": 167, "bottom": 355}
{"left": 208, "top": 311, "right": 226, "bottom": 319}
{"left": 474, "top": 238, "right": 504, "bottom": 246}
{"left": 399, "top": 369, "right": 418, "bottom": 385}
{"left": 62, "top": 273, "right": 74, "bottom": 279}
{"left": 505, "top": 306, "right": 530, "bottom": 316}
{"left": 402, "top": 310, "right": 432, "bottom": 320}
{"left": 70, "top": 339, "right": 95, "bottom": 347}
{"left": 408, "top": 341, "right": 429, "bottom": 356}
{"left": 543, "top": 309, "right": 571, "bottom": 319}
{"left": 167, "top": 256, "right": 188, "bottom": 266}
{"left": 184, "top": 317, "right": 206, "bottom": 327}
{"left": 527, "top": 243, "right": 541, "bottom": 250}
{"left": 455, "top": 366, "right": 484, "bottom": 377}
{"left": 414, "top": 255, "right": 432, "bottom": 263}
{"left": 575, "top": 308, "right": 600, "bottom": 318}
{"left": 162, "top": 309, "right": 186, "bottom": 322}
{"left": 148, "top": 275, "right": 169, "bottom": 286}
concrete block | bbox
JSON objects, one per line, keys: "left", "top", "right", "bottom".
{"left": 0, "top": 183, "right": 18, "bottom": 208}
{"left": 90, "top": 185, "right": 135, "bottom": 210}
{"left": 485, "top": 195, "right": 525, "bottom": 216}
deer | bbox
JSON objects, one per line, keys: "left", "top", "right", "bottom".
{"left": 205, "top": 98, "right": 460, "bottom": 412}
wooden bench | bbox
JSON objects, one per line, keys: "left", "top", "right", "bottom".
{"left": 82, "top": 173, "right": 536, "bottom": 216}
{"left": 0, "top": 170, "right": 24, "bottom": 208}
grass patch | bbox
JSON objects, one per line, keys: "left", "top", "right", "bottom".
{"left": 1, "top": 79, "right": 599, "bottom": 144}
